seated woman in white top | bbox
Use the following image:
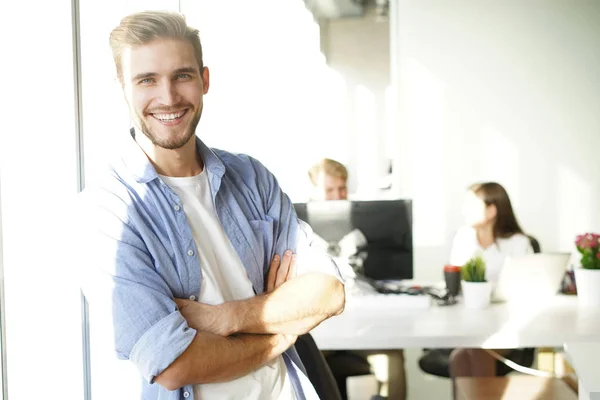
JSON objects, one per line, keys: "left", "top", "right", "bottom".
{"left": 450, "top": 182, "right": 533, "bottom": 287}
{"left": 450, "top": 182, "right": 533, "bottom": 383}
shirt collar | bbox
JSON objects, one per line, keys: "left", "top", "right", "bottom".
{"left": 122, "top": 127, "right": 225, "bottom": 185}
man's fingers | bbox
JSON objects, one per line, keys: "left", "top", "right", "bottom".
{"left": 275, "top": 250, "right": 293, "bottom": 289}
{"left": 266, "top": 254, "right": 280, "bottom": 292}
{"left": 288, "top": 254, "right": 298, "bottom": 280}
{"left": 174, "top": 298, "right": 191, "bottom": 309}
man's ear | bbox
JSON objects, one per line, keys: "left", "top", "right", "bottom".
{"left": 201, "top": 66, "right": 210, "bottom": 94}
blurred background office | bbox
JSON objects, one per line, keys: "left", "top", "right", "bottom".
{"left": 1, "top": 0, "right": 600, "bottom": 399}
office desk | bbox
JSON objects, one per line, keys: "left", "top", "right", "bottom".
{"left": 312, "top": 295, "right": 600, "bottom": 350}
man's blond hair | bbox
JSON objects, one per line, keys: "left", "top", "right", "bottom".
{"left": 109, "top": 10, "right": 204, "bottom": 84}
{"left": 308, "top": 158, "right": 348, "bottom": 186}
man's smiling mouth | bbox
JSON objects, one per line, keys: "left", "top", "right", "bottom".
{"left": 151, "top": 109, "right": 188, "bottom": 123}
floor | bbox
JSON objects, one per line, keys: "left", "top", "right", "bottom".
{"left": 404, "top": 348, "right": 452, "bottom": 400}
{"left": 348, "top": 348, "right": 453, "bottom": 400}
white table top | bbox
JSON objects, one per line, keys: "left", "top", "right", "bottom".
{"left": 564, "top": 342, "right": 600, "bottom": 400}
{"left": 311, "top": 294, "right": 600, "bottom": 350}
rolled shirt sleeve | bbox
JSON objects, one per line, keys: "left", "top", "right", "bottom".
{"left": 78, "top": 190, "right": 196, "bottom": 384}
{"left": 130, "top": 311, "right": 196, "bottom": 383}
{"left": 294, "top": 219, "right": 344, "bottom": 283}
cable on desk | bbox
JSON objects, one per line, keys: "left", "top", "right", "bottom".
{"left": 483, "top": 350, "right": 556, "bottom": 378}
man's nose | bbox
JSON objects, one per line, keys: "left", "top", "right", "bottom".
{"left": 158, "top": 81, "right": 179, "bottom": 105}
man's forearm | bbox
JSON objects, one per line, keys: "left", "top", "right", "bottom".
{"left": 226, "top": 272, "right": 345, "bottom": 336}
{"left": 155, "top": 331, "right": 293, "bottom": 391}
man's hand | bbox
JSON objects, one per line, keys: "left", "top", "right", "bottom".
{"left": 174, "top": 299, "right": 234, "bottom": 337}
{"left": 265, "top": 251, "right": 299, "bottom": 344}
{"left": 265, "top": 250, "right": 297, "bottom": 292}
{"left": 279, "top": 333, "right": 299, "bottom": 350}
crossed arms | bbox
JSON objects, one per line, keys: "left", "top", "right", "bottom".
{"left": 155, "top": 250, "right": 345, "bottom": 390}
{"left": 80, "top": 159, "right": 345, "bottom": 392}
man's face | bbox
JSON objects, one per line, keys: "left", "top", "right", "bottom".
{"left": 315, "top": 172, "right": 348, "bottom": 201}
{"left": 121, "top": 38, "right": 209, "bottom": 150}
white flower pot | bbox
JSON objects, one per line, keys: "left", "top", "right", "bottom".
{"left": 461, "top": 281, "right": 492, "bottom": 309}
{"left": 574, "top": 268, "right": 600, "bottom": 307}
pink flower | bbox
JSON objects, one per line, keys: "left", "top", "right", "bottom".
{"left": 576, "top": 232, "right": 600, "bottom": 250}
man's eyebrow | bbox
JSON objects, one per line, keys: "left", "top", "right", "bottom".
{"left": 131, "top": 67, "right": 198, "bottom": 83}
{"left": 173, "top": 67, "right": 198, "bottom": 75}
{"left": 132, "top": 72, "right": 156, "bottom": 82}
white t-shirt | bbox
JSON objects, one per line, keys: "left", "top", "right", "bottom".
{"left": 449, "top": 226, "right": 533, "bottom": 286}
{"left": 160, "top": 171, "right": 295, "bottom": 400}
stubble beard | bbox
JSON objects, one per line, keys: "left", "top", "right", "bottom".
{"left": 137, "top": 105, "right": 203, "bottom": 150}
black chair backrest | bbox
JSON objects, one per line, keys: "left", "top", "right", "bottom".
{"left": 527, "top": 235, "right": 541, "bottom": 254}
{"left": 295, "top": 334, "right": 342, "bottom": 400}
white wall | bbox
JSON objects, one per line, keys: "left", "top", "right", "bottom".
{"left": 321, "top": 8, "right": 394, "bottom": 197}
{"left": 391, "top": 0, "right": 600, "bottom": 280}
{"left": 180, "top": 1, "right": 397, "bottom": 201}
{"left": 180, "top": 0, "right": 340, "bottom": 201}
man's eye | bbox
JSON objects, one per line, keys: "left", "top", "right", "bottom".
{"left": 139, "top": 78, "right": 154, "bottom": 84}
{"left": 177, "top": 73, "right": 192, "bottom": 80}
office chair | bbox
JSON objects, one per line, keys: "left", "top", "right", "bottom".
{"left": 418, "top": 235, "right": 540, "bottom": 378}
{"left": 527, "top": 235, "right": 541, "bottom": 254}
{"left": 295, "top": 333, "right": 343, "bottom": 400}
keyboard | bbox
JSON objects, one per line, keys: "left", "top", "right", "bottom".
{"left": 346, "top": 292, "right": 431, "bottom": 309}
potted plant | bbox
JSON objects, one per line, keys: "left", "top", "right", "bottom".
{"left": 461, "top": 256, "right": 492, "bottom": 309}
{"left": 573, "top": 233, "right": 600, "bottom": 307}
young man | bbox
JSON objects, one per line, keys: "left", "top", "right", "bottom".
{"left": 79, "top": 11, "right": 344, "bottom": 400}
{"left": 308, "top": 158, "right": 349, "bottom": 201}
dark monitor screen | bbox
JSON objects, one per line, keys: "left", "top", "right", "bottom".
{"left": 293, "top": 200, "right": 413, "bottom": 280}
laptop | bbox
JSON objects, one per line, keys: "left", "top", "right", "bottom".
{"left": 492, "top": 253, "right": 571, "bottom": 303}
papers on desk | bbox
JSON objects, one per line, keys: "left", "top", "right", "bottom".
{"left": 346, "top": 293, "right": 431, "bottom": 309}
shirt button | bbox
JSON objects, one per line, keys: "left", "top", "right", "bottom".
{"left": 189, "top": 295, "right": 196, "bottom": 301}
{"left": 174, "top": 205, "right": 181, "bottom": 211}
{"left": 183, "top": 391, "right": 190, "bottom": 398}
{"left": 187, "top": 249, "right": 194, "bottom": 256}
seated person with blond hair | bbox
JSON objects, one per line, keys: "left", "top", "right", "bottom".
{"left": 307, "top": 158, "right": 407, "bottom": 400}
{"left": 308, "top": 158, "right": 348, "bottom": 201}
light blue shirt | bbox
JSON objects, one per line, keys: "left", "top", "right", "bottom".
{"left": 79, "top": 132, "right": 341, "bottom": 400}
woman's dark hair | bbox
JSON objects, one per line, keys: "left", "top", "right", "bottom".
{"left": 469, "top": 182, "right": 525, "bottom": 239}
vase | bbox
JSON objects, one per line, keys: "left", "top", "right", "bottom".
{"left": 574, "top": 268, "right": 600, "bottom": 307}
{"left": 461, "top": 280, "right": 492, "bottom": 309}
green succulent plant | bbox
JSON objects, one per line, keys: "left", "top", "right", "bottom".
{"left": 461, "top": 255, "right": 487, "bottom": 282}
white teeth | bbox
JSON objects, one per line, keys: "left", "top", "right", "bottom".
{"left": 154, "top": 110, "right": 185, "bottom": 121}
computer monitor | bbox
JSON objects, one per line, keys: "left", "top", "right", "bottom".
{"left": 293, "top": 200, "right": 413, "bottom": 280}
